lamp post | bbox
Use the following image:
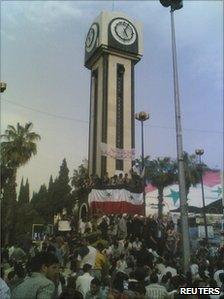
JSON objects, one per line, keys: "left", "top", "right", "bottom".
{"left": 0, "top": 81, "right": 7, "bottom": 201}
{"left": 135, "top": 111, "right": 149, "bottom": 216}
{"left": 195, "top": 148, "right": 208, "bottom": 243}
{"left": 0, "top": 82, "right": 7, "bottom": 93}
{"left": 159, "top": 0, "right": 190, "bottom": 273}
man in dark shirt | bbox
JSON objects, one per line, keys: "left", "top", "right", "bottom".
{"left": 136, "top": 243, "right": 154, "bottom": 268}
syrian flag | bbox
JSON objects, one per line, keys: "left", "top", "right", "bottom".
{"left": 88, "top": 189, "right": 144, "bottom": 215}
{"left": 202, "top": 170, "right": 221, "bottom": 187}
{"left": 145, "top": 170, "right": 222, "bottom": 213}
{"left": 145, "top": 184, "right": 157, "bottom": 193}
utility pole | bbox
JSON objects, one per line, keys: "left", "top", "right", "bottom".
{"left": 159, "top": 0, "right": 190, "bottom": 273}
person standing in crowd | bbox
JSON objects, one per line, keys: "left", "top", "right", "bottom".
{"left": 7, "top": 262, "right": 26, "bottom": 292}
{"left": 76, "top": 263, "right": 94, "bottom": 298}
{"left": 79, "top": 218, "right": 86, "bottom": 235}
{"left": 102, "top": 172, "right": 110, "bottom": 186}
{"left": 94, "top": 243, "right": 108, "bottom": 280}
{"left": 156, "top": 218, "right": 166, "bottom": 256}
{"left": 136, "top": 243, "right": 154, "bottom": 268}
{"left": 85, "top": 218, "right": 93, "bottom": 233}
{"left": 54, "top": 237, "right": 65, "bottom": 266}
{"left": 132, "top": 237, "right": 142, "bottom": 253}
{"left": 165, "top": 224, "right": 178, "bottom": 257}
{"left": 122, "top": 173, "right": 130, "bottom": 185}
{"left": 0, "top": 277, "right": 11, "bottom": 299}
{"left": 10, "top": 243, "right": 26, "bottom": 263}
{"left": 132, "top": 215, "right": 143, "bottom": 239}
{"left": 118, "top": 214, "right": 127, "bottom": 240}
{"left": 11, "top": 252, "right": 59, "bottom": 299}
{"left": 85, "top": 278, "right": 107, "bottom": 299}
{"left": 77, "top": 238, "right": 97, "bottom": 269}
{"left": 99, "top": 216, "right": 108, "bottom": 240}
{"left": 145, "top": 273, "right": 168, "bottom": 299}
{"left": 117, "top": 173, "right": 124, "bottom": 185}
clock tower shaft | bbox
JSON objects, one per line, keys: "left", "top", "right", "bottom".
{"left": 88, "top": 53, "right": 135, "bottom": 177}
{"left": 85, "top": 11, "right": 143, "bottom": 178}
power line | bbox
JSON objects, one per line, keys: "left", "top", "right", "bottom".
{"left": 2, "top": 98, "right": 223, "bottom": 135}
{"left": 2, "top": 98, "right": 89, "bottom": 124}
{"left": 143, "top": 123, "right": 223, "bottom": 135}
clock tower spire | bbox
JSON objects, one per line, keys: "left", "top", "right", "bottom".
{"left": 84, "top": 11, "right": 143, "bottom": 178}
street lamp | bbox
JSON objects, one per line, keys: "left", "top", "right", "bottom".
{"left": 195, "top": 148, "right": 208, "bottom": 243}
{"left": 135, "top": 111, "right": 149, "bottom": 216}
{"left": 160, "top": 0, "right": 190, "bottom": 274}
{"left": 0, "top": 81, "right": 7, "bottom": 199}
{"left": 0, "top": 82, "right": 7, "bottom": 93}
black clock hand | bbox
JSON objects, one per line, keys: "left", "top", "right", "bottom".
{"left": 125, "top": 22, "right": 129, "bottom": 31}
{"left": 124, "top": 23, "right": 131, "bottom": 38}
{"left": 123, "top": 27, "right": 128, "bottom": 37}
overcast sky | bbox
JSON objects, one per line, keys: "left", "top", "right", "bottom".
{"left": 1, "top": 1, "right": 223, "bottom": 194}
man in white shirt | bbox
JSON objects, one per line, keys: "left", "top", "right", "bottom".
{"left": 190, "top": 263, "right": 199, "bottom": 280}
{"left": 161, "top": 261, "right": 177, "bottom": 278}
{"left": 145, "top": 273, "right": 168, "bottom": 299}
{"left": 118, "top": 214, "right": 127, "bottom": 240}
{"left": 79, "top": 219, "right": 86, "bottom": 234}
{"left": 76, "top": 263, "right": 94, "bottom": 298}
{"left": 78, "top": 239, "right": 97, "bottom": 268}
{"left": 0, "top": 278, "right": 10, "bottom": 299}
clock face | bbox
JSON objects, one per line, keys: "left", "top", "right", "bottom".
{"left": 85, "top": 23, "right": 98, "bottom": 52}
{"left": 110, "top": 18, "right": 137, "bottom": 45}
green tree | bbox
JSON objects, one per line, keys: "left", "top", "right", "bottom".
{"left": 1, "top": 122, "right": 40, "bottom": 243}
{"left": 71, "top": 163, "right": 89, "bottom": 190}
{"left": 18, "top": 178, "right": 29, "bottom": 205}
{"left": 1, "top": 173, "right": 17, "bottom": 244}
{"left": 15, "top": 203, "right": 45, "bottom": 239}
{"left": 145, "top": 157, "right": 178, "bottom": 218}
{"left": 71, "top": 163, "right": 89, "bottom": 207}
{"left": 31, "top": 184, "right": 50, "bottom": 223}
{"left": 1, "top": 122, "right": 41, "bottom": 174}
{"left": 51, "top": 159, "right": 72, "bottom": 215}
{"left": 45, "top": 175, "right": 57, "bottom": 222}
{"left": 48, "top": 175, "right": 54, "bottom": 194}
{"left": 18, "top": 177, "right": 25, "bottom": 205}
{"left": 24, "top": 178, "right": 30, "bottom": 204}
{"left": 46, "top": 175, "right": 54, "bottom": 216}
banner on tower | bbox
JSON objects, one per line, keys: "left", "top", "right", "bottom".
{"left": 100, "top": 142, "right": 135, "bottom": 160}
{"left": 88, "top": 188, "right": 144, "bottom": 215}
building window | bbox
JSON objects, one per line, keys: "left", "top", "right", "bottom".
{"left": 92, "top": 69, "right": 98, "bottom": 175}
{"left": 116, "top": 64, "right": 125, "bottom": 170}
{"left": 101, "top": 55, "right": 108, "bottom": 177}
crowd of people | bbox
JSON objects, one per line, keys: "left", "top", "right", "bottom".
{"left": 1, "top": 213, "right": 224, "bottom": 299}
{"left": 77, "top": 169, "right": 143, "bottom": 193}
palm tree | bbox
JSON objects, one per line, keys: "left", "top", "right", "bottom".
{"left": 183, "top": 152, "right": 208, "bottom": 195}
{"left": 1, "top": 122, "right": 40, "bottom": 187}
{"left": 145, "top": 157, "right": 178, "bottom": 218}
{"left": 1, "top": 122, "right": 40, "bottom": 169}
{"left": 1, "top": 122, "right": 40, "bottom": 243}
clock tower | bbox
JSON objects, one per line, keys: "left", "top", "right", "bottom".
{"left": 85, "top": 11, "right": 143, "bottom": 178}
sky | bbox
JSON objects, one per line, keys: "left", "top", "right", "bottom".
{"left": 1, "top": 0, "right": 223, "bottom": 195}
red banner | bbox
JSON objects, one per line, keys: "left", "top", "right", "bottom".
{"left": 90, "top": 201, "right": 144, "bottom": 216}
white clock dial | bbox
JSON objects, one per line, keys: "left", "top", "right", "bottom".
{"left": 85, "top": 23, "right": 98, "bottom": 53}
{"left": 110, "top": 18, "right": 137, "bottom": 45}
